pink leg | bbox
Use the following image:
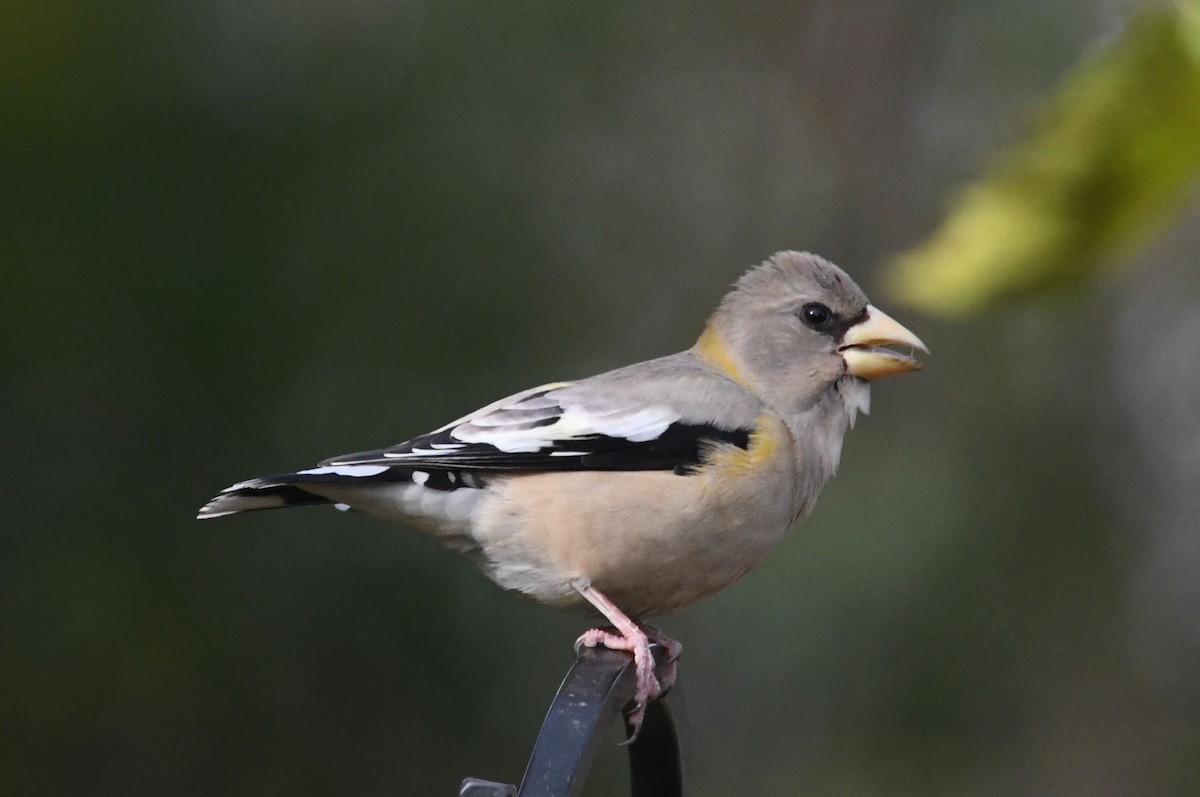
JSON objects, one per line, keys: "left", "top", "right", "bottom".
{"left": 570, "top": 579, "right": 677, "bottom": 737}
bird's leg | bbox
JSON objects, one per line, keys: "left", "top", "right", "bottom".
{"left": 570, "top": 578, "right": 664, "bottom": 737}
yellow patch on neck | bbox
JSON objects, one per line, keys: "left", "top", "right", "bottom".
{"left": 704, "top": 414, "right": 785, "bottom": 475}
{"left": 694, "top": 326, "right": 754, "bottom": 388}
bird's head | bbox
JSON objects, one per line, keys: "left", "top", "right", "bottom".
{"left": 697, "top": 251, "right": 927, "bottom": 418}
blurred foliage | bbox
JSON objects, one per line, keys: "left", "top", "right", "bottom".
{"left": 887, "top": 2, "right": 1200, "bottom": 315}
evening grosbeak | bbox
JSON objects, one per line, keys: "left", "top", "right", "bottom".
{"left": 199, "top": 251, "right": 927, "bottom": 733}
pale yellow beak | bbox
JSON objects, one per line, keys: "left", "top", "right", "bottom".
{"left": 839, "top": 305, "right": 928, "bottom": 380}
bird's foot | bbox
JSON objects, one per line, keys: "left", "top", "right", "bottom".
{"left": 569, "top": 579, "right": 684, "bottom": 742}
{"left": 641, "top": 624, "right": 683, "bottom": 695}
{"left": 575, "top": 624, "right": 659, "bottom": 738}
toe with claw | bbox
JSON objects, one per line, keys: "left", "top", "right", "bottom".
{"left": 575, "top": 625, "right": 662, "bottom": 733}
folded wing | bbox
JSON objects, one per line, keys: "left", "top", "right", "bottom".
{"left": 198, "top": 377, "right": 756, "bottom": 520}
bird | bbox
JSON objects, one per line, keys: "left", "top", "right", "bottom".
{"left": 198, "top": 251, "right": 927, "bottom": 734}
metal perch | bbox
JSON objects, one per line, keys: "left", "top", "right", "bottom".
{"left": 460, "top": 642, "right": 687, "bottom": 797}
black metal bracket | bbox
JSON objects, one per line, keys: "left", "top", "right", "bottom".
{"left": 460, "top": 642, "right": 687, "bottom": 797}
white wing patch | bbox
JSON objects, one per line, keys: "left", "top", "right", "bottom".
{"left": 452, "top": 401, "right": 680, "bottom": 452}
{"left": 590, "top": 405, "right": 682, "bottom": 442}
{"left": 296, "top": 464, "right": 391, "bottom": 478}
{"left": 376, "top": 382, "right": 683, "bottom": 458}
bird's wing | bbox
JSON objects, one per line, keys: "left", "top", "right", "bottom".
{"left": 197, "top": 355, "right": 766, "bottom": 519}
{"left": 319, "top": 374, "right": 755, "bottom": 474}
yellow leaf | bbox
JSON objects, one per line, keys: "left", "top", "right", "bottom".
{"left": 886, "top": 5, "right": 1200, "bottom": 316}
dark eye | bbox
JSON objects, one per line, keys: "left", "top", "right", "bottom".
{"left": 799, "top": 302, "right": 833, "bottom": 330}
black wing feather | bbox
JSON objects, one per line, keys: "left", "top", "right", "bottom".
{"left": 321, "top": 422, "right": 751, "bottom": 475}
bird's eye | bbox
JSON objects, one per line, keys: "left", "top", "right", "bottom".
{"left": 799, "top": 302, "right": 833, "bottom": 330}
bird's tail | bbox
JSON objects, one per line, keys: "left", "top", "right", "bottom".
{"left": 197, "top": 477, "right": 334, "bottom": 519}
{"left": 196, "top": 464, "right": 405, "bottom": 519}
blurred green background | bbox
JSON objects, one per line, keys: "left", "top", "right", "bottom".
{"left": 4, "top": 1, "right": 1200, "bottom": 795}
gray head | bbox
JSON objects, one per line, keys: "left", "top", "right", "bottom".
{"left": 698, "top": 251, "right": 926, "bottom": 418}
